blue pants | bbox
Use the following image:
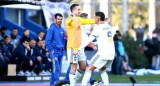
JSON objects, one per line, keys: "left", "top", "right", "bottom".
{"left": 112, "top": 56, "right": 123, "bottom": 75}
{"left": 49, "top": 49, "right": 63, "bottom": 86}
{"left": 64, "top": 61, "right": 94, "bottom": 82}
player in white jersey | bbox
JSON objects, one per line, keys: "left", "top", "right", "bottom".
{"left": 73, "top": 12, "right": 115, "bottom": 86}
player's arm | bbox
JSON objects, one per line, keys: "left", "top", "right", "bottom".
{"left": 79, "top": 17, "right": 95, "bottom": 25}
{"left": 66, "top": 18, "right": 73, "bottom": 28}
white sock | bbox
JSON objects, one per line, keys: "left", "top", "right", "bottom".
{"left": 75, "top": 69, "right": 83, "bottom": 81}
{"left": 101, "top": 70, "right": 109, "bottom": 86}
{"left": 69, "top": 72, "right": 76, "bottom": 86}
{"left": 81, "top": 70, "right": 92, "bottom": 86}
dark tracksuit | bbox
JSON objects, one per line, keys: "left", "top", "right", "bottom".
{"left": 0, "top": 42, "right": 13, "bottom": 60}
{"left": 45, "top": 23, "right": 65, "bottom": 86}
{"left": 12, "top": 44, "right": 32, "bottom": 72}
{"left": 34, "top": 45, "right": 51, "bottom": 72}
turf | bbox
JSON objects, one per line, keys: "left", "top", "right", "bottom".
{"left": 79, "top": 74, "right": 160, "bottom": 83}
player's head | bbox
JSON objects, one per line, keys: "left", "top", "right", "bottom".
{"left": 70, "top": 4, "right": 81, "bottom": 16}
{"left": 80, "top": 13, "right": 88, "bottom": 19}
{"left": 55, "top": 13, "right": 63, "bottom": 27}
{"left": 94, "top": 12, "right": 105, "bottom": 24}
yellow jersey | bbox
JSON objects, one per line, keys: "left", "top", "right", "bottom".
{"left": 66, "top": 16, "right": 95, "bottom": 50}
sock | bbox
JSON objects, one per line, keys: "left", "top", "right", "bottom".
{"left": 101, "top": 70, "right": 109, "bottom": 86}
{"left": 81, "top": 70, "right": 92, "bottom": 86}
{"left": 69, "top": 72, "right": 76, "bottom": 86}
{"left": 75, "top": 69, "right": 83, "bottom": 81}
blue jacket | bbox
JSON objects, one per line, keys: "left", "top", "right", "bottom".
{"left": 114, "top": 40, "right": 125, "bottom": 56}
{"left": 45, "top": 23, "right": 65, "bottom": 52}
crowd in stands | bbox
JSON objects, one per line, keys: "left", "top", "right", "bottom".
{"left": 144, "top": 29, "right": 160, "bottom": 70}
{"left": 0, "top": 26, "right": 52, "bottom": 76}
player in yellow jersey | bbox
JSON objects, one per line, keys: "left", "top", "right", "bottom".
{"left": 66, "top": 4, "right": 95, "bottom": 86}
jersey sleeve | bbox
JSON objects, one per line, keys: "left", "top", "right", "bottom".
{"left": 78, "top": 26, "right": 101, "bottom": 50}
{"left": 66, "top": 18, "right": 73, "bottom": 29}
{"left": 79, "top": 17, "right": 95, "bottom": 25}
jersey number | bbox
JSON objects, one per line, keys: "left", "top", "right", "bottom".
{"left": 107, "top": 31, "right": 113, "bottom": 42}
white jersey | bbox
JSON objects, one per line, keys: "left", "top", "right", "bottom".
{"left": 79, "top": 22, "right": 115, "bottom": 60}
{"left": 81, "top": 25, "right": 89, "bottom": 43}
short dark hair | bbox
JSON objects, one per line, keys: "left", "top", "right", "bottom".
{"left": 3, "top": 35, "right": 10, "bottom": 39}
{"left": 12, "top": 28, "right": 17, "bottom": 31}
{"left": 30, "top": 39, "right": 36, "bottom": 42}
{"left": 55, "top": 13, "right": 63, "bottom": 19}
{"left": 80, "top": 13, "right": 88, "bottom": 18}
{"left": 70, "top": 4, "right": 79, "bottom": 12}
{"left": 0, "top": 26, "right": 7, "bottom": 31}
{"left": 21, "top": 38, "right": 30, "bottom": 43}
{"left": 24, "top": 28, "right": 29, "bottom": 32}
{"left": 38, "top": 31, "right": 44, "bottom": 35}
{"left": 36, "top": 39, "right": 43, "bottom": 43}
{"left": 95, "top": 12, "right": 105, "bottom": 21}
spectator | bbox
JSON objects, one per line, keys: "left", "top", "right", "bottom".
{"left": 26, "top": 39, "right": 40, "bottom": 76}
{"left": 12, "top": 38, "right": 33, "bottom": 76}
{"left": 153, "top": 35, "right": 160, "bottom": 70}
{"left": 10, "top": 28, "right": 20, "bottom": 50}
{"left": 144, "top": 35, "right": 157, "bottom": 68}
{"left": 0, "top": 26, "right": 7, "bottom": 41}
{"left": 0, "top": 42, "right": 10, "bottom": 75}
{"left": 112, "top": 33, "right": 123, "bottom": 75}
{"left": 34, "top": 39, "right": 51, "bottom": 75}
{"left": 0, "top": 35, "right": 13, "bottom": 60}
{"left": 36, "top": 31, "right": 45, "bottom": 41}
{"left": 21, "top": 29, "right": 30, "bottom": 43}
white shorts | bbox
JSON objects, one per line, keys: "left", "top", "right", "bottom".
{"left": 90, "top": 53, "right": 113, "bottom": 69}
{"left": 67, "top": 48, "right": 86, "bottom": 63}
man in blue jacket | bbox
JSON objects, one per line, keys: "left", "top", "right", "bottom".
{"left": 45, "top": 13, "right": 65, "bottom": 86}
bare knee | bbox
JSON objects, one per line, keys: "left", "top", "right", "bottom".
{"left": 79, "top": 61, "right": 86, "bottom": 71}
{"left": 86, "top": 64, "right": 96, "bottom": 71}
{"left": 99, "top": 67, "right": 106, "bottom": 72}
{"left": 70, "top": 63, "right": 77, "bottom": 73}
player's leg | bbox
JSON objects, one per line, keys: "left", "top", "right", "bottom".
{"left": 81, "top": 53, "right": 101, "bottom": 86}
{"left": 67, "top": 48, "right": 77, "bottom": 86}
{"left": 99, "top": 60, "right": 113, "bottom": 86}
{"left": 81, "top": 64, "right": 96, "bottom": 86}
{"left": 99, "top": 67, "right": 109, "bottom": 86}
{"left": 86, "top": 62, "right": 94, "bottom": 82}
{"left": 86, "top": 62, "right": 102, "bottom": 85}
{"left": 76, "top": 61, "right": 86, "bottom": 81}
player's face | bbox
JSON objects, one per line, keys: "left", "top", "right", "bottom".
{"left": 94, "top": 16, "right": 100, "bottom": 24}
{"left": 74, "top": 6, "right": 81, "bottom": 16}
{"left": 55, "top": 16, "right": 62, "bottom": 27}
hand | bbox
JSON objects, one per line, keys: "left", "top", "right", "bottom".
{"left": 51, "top": 51, "right": 54, "bottom": 55}
{"left": 48, "top": 58, "right": 51, "bottom": 62}
{"left": 73, "top": 50, "right": 79, "bottom": 55}
{"left": 37, "top": 56, "right": 42, "bottom": 61}
{"left": 26, "top": 45, "right": 30, "bottom": 50}
{"left": 88, "top": 42, "right": 95, "bottom": 47}
{"left": 30, "top": 60, "right": 33, "bottom": 66}
{"left": 92, "top": 46, "right": 98, "bottom": 51}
